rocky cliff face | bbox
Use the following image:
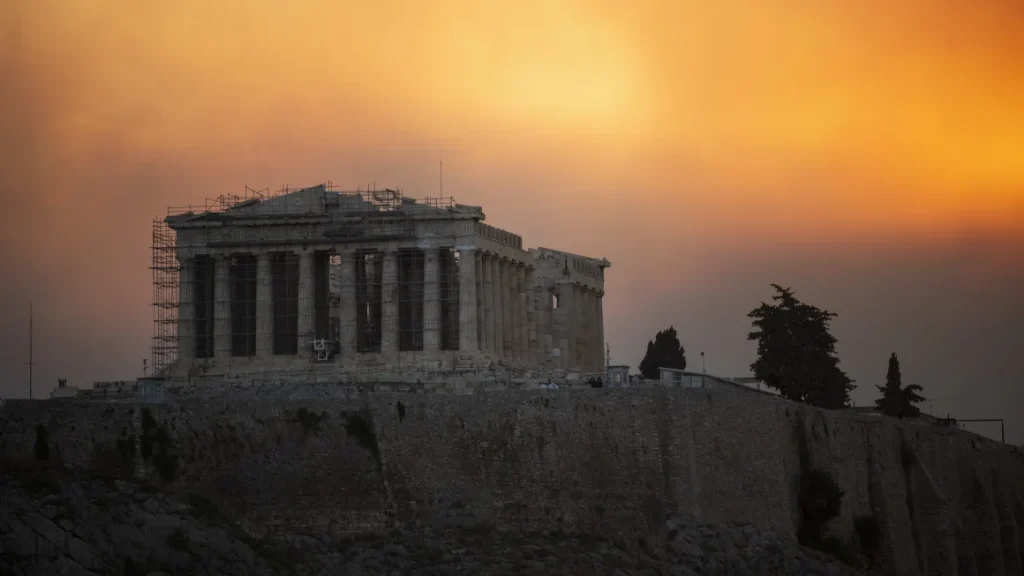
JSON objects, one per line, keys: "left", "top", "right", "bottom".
{"left": 1, "top": 462, "right": 863, "bottom": 576}
{"left": 1, "top": 462, "right": 275, "bottom": 576}
{"left": 2, "top": 388, "right": 1023, "bottom": 575}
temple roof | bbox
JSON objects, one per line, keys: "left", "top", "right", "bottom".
{"left": 166, "top": 184, "right": 484, "bottom": 227}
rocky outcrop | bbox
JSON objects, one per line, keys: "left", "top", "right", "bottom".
{"left": 1, "top": 462, "right": 862, "bottom": 576}
{"left": 4, "top": 388, "right": 1024, "bottom": 575}
{"left": 0, "top": 463, "right": 277, "bottom": 576}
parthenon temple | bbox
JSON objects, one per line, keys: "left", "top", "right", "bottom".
{"left": 152, "top": 184, "right": 609, "bottom": 378}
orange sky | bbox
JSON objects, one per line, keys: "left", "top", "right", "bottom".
{"left": 1, "top": 0, "right": 1022, "bottom": 440}
{"left": 5, "top": 1, "right": 1022, "bottom": 237}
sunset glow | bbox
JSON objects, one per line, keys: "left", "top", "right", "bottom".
{"left": 8, "top": 1, "right": 1020, "bottom": 230}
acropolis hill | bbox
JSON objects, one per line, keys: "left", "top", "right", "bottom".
{"left": 3, "top": 184, "right": 1023, "bottom": 576}
{"left": 4, "top": 387, "right": 1024, "bottom": 575}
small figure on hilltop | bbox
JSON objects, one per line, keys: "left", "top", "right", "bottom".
{"left": 747, "top": 284, "right": 854, "bottom": 409}
{"left": 874, "top": 352, "right": 926, "bottom": 418}
{"left": 638, "top": 326, "right": 687, "bottom": 379}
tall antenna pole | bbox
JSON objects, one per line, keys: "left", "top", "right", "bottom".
{"left": 440, "top": 160, "right": 443, "bottom": 196}
{"left": 26, "top": 302, "right": 35, "bottom": 400}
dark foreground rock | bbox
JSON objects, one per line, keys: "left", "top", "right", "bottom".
{"left": 1, "top": 464, "right": 864, "bottom": 575}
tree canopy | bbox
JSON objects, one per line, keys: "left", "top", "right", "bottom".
{"left": 747, "top": 284, "right": 854, "bottom": 409}
{"left": 638, "top": 326, "right": 686, "bottom": 379}
{"left": 874, "top": 353, "right": 926, "bottom": 418}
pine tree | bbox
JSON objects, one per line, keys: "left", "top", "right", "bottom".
{"left": 875, "top": 353, "right": 902, "bottom": 415}
{"left": 874, "top": 353, "right": 925, "bottom": 418}
{"left": 638, "top": 326, "right": 687, "bottom": 379}
{"left": 747, "top": 284, "right": 854, "bottom": 409}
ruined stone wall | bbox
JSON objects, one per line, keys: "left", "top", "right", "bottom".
{"left": 2, "top": 388, "right": 1023, "bottom": 574}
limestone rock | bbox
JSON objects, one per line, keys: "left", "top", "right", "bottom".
{"left": 1, "top": 465, "right": 866, "bottom": 576}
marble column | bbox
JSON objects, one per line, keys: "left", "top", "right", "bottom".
{"left": 255, "top": 253, "right": 272, "bottom": 359}
{"left": 597, "top": 289, "right": 605, "bottom": 371}
{"left": 586, "top": 288, "right": 593, "bottom": 369}
{"left": 584, "top": 287, "right": 592, "bottom": 371}
{"left": 506, "top": 260, "right": 516, "bottom": 361}
{"left": 297, "top": 250, "right": 314, "bottom": 359}
{"left": 177, "top": 256, "right": 195, "bottom": 368}
{"left": 501, "top": 259, "right": 513, "bottom": 359}
{"left": 508, "top": 263, "right": 518, "bottom": 362}
{"left": 582, "top": 288, "right": 593, "bottom": 371}
{"left": 577, "top": 287, "right": 585, "bottom": 371}
{"left": 458, "top": 246, "right": 479, "bottom": 351}
{"left": 576, "top": 286, "right": 585, "bottom": 370}
{"left": 516, "top": 264, "right": 527, "bottom": 364}
{"left": 474, "top": 251, "right": 485, "bottom": 351}
{"left": 560, "top": 283, "right": 571, "bottom": 370}
{"left": 586, "top": 288, "right": 595, "bottom": 370}
{"left": 585, "top": 284, "right": 593, "bottom": 366}
{"left": 214, "top": 254, "right": 231, "bottom": 365}
{"left": 542, "top": 285, "right": 553, "bottom": 364}
{"left": 596, "top": 290, "right": 603, "bottom": 370}
{"left": 339, "top": 249, "right": 357, "bottom": 358}
{"left": 576, "top": 285, "right": 586, "bottom": 371}
{"left": 510, "top": 261, "right": 519, "bottom": 360}
{"left": 482, "top": 253, "right": 495, "bottom": 354}
{"left": 590, "top": 289, "right": 599, "bottom": 371}
{"left": 492, "top": 257, "right": 505, "bottom": 360}
{"left": 423, "top": 247, "right": 440, "bottom": 353}
{"left": 381, "top": 249, "right": 399, "bottom": 354}
{"left": 575, "top": 285, "right": 585, "bottom": 370}
{"left": 525, "top": 267, "right": 536, "bottom": 366}
{"left": 557, "top": 281, "right": 574, "bottom": 370}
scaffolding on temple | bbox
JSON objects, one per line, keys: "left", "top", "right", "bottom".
{"left": 151, "top": 218, "right": 179, "bottom": 375}
{"left": 151, "top": 183, "right": 462, "bottom": 376}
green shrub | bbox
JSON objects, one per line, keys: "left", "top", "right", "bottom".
{"left": 152, "top": 428, "right": 178, "bottom": 482}
{"left": 117, "top": 428, "right": 135, "bottom": 466}
{"left": 797, "top": 468, "right": 867, "bottom": 566}
{"left": 141, "top": 408, "right": 158, "bottom": 431}
{"left": 139, "top": 409, "right": 179, "bottom": 482}
{"left": 296, "top": 408, "right": 324, "bottom": 436}
{"left": 345, "top": 413, "right": 380, "bottom": 466}
{"left": 855, "top": 514, "right": 882, "bottom": 566}
{"left": 901, "top": 444, "right": 916, "bottom": 469}
{"left": 141, "top": 409, "right": 157, "bottom": 458}
{"left": 34, "top": 424, "right": 49, "bottom": 461}
{"left": 798, "top": 468, "right": 844, "bottom": 545}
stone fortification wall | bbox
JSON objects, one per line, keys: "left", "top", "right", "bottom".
{"left": 118, "top": 368, "right": 610, "bottom": 402}
{"left": 2, "top": 388, "right": 1023, "bottom": 575}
